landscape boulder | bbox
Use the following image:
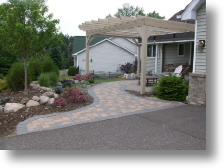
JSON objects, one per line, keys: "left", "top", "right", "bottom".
{"left": 26, "top": 100, "right": 40, "bottom": 107}
{"left": 21, "top": 97, "right": 29, "bottom": 104}
{"left": 47, "top": 98, "right": 55, "bottom": 105}
{"left": 42, "top": 92, "right": 54, "bottom": 98}
{"left": 4, "top": 103, "right": 25, "bottom": 113}
{"left": 39, "top": 96, "right": 50, "bottom": 105}
{"left": 32, "top": 96, "right": 40, "bottom": 102}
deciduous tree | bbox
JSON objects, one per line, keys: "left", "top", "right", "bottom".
{"left": 0, "top": 0, "right": 62, "bottom": 94}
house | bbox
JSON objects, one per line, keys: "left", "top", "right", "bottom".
{"left": 72, "top": 37, "right": 137, "bottom": 74}
{"left": 180, "top": 0, "right": 206, "bottom": 106}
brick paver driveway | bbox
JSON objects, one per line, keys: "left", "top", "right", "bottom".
{"left": 17, "top": 80, "right": 184, "bottom": 135}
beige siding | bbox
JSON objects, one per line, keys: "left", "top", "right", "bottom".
{"left": 163, "top": 43, "right": 191, "bottom": 65}
{"left": 77, "top": 41, "right": 135, "bottom": 72}
{"left": 195, "top": 3, "right": 206, "bottom": 74}
{"left": 111, "top": 38, "right": 137, "bottom": 53}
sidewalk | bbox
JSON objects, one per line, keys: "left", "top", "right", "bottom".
{"left": 17, "top": 80, "right": 183, "bottom": 135}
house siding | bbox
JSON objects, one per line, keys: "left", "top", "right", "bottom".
{"left": 163, "top": 43, "right": 191, "bottom": 65}
{"left": 77, "top": 41, "right": 135, "bottom": 72}
{"left": 111, "top": 38, "right": 137, "bottom": 53}
{"left": 195, "top": 3, "right": 206, "bottom": 74}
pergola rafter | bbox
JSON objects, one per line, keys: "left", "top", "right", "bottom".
{"left": 78, "top": 15, "right": 195, "bottom": 94}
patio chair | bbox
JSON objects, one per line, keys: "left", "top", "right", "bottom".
{"left": 165, "top": 65, "right": 183, "bottom": 77}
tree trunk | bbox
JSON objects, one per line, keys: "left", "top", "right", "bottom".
{"left": 24, "top": 57, "right": 28, "bottom": 95}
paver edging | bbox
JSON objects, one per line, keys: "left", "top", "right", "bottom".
{"left": 16, "top": 83, "right": 106, "bottom": 135}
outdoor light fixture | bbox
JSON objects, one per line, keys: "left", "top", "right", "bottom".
{"left": 197, "top": 40, "right": 205, "bottom": 52}
{"left": 90, "top": 59, "right": 92, "bottom": 62}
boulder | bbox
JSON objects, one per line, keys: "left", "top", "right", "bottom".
{"left": 21, "top": 97, "right": 29, "bottom": 104}
{"left": 4, "top": 103, "right": 25, "bottom": 113}
{"left": 31, "top": 81, "right": 38, "bottom": 84}
{"left": 39, "top": 96, "right": 50, "bottom": 105}
{"left": 42, "top": 92, "right": 54, "bottom": 98}
{"left": 74, "top": 80, "right": 79, "bottom": 84}
{"left": 47, "top": 98, "right": 55, "bottom": 105}
{"left": 26, "top": 100, "right": 40, "bottom": 107}
{"left": 0, "top": 97, "right": 10, "bottom": 105}
{"left": 33, "top": 84, "right": 41, "bottom": 90}
{"left": 32, "top": 96, "right": 40, "bottom": 102}
{"left": 40, "top": 87, "right": 49, "bottom": 91}
{"left": 54, "top": 94, "right": 59, "bottom": 99}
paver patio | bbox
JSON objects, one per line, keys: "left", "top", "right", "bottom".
{"left": 17, "top": 80, "right": 184, "bottom": 135}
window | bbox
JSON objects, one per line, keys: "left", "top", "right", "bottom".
{"left": 178, "top": 43, "right": 185, "bottom": 57}
{"left": 147, "top": 45, "right": 156, "bottom": 57}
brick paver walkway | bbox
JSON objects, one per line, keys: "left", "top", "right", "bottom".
{"left": 17, "top": 80, "right": 183, "bottom": 135}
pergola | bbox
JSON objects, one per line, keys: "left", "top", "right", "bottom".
{"left": 78, "top": 15, "right": 195, "bottom": 94}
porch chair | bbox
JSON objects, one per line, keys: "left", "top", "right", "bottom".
{"left": 165, "top": 65, "right": 183, "bottom": 77}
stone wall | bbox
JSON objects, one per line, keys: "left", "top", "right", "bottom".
{"left": 188, "top": 73, "right": 206, "bottom": 106}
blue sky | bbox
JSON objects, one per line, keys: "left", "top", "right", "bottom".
{"left": 0, "top": 0, "right": 193, "bottom": 36}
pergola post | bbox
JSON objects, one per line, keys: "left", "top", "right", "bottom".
{"left": 85, "top": 35, "right": 94, "bottom": 74}
{"left": 137, "top": 45, "right": 141, "bottom": 76}
{"left": 85, "top": 35, "right": 90, "bottom": 74}
{"left": 140, "top": 25, "right": 153, "bottom": 94}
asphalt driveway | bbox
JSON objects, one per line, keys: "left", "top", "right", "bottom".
{"left": 0, "top": 105, "right": 206, "bottom": 150}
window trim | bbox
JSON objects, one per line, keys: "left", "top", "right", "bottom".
{"left": 177, "top": 43, "right": 185, "bottom": 57}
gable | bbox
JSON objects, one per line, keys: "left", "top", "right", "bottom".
{"left": 72, "top": 36, "right": 106, "bottom": 54}
{"left": 73, "top": 38, "right": 137, "bottom": 57}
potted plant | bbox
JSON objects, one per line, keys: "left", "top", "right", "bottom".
{"left": 147, "top": 70, "right": 152, "bottom": 76}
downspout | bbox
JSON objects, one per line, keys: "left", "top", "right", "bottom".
{"left": 193, "top": 20, "right": 198, "bottom": 73}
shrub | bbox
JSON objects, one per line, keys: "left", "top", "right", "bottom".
{"left": 38, "top": 73, "right": 51, "bottom": 87}
{"left": 0, "top": 80, "right": 7, "bottom": 91}
{"left": 28, "top": 58, "right": 42, "bottom": 81}
{"left": 153, "top": 73, "right": 187, "bottom": 101}
{"left": 119, "top": 62, "right": 133, "bottom": 74}
{"left": 42, "top": 57, "right": 59, "bottom": 76}
{"left": 0, "top": 74, "right": 4, "bottom": 79}
{"left": 68, "top": 66, "right": 77, "bottom": 76}
{"left": 48, "top": 72, "right": 58, "bottom": 86}
{"left": 6, "top": 62, "right": 32, "bottom": 90}
{"left": 54, "top": 97, "right": 66, "bottom": 106}
{"left": 118, "top": 75, "right": 124, "bottom": 79}
{"left": 62, "top": 87, "right": 87, "bottom": 103}
{"left": 88, "top": 79, "right": 94, "bottom": 83}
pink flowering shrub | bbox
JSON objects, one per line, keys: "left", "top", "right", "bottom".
{"left": 73, "top": 74, "right": 94, "bottom": 81}
{"left": 62, "top": 87, "right": 87, "bottom": 103}
{"left": 54, "top": 97, "right": 66, "bottom": 106}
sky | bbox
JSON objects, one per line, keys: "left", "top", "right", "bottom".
{"left": 0, "top": 0, "right": 193, "bottom": 36}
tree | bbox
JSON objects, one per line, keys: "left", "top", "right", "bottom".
{"left": 106, "top": 3, "right": 165, "bottom": 19}
{"left": 147, "top": 11, "right": 165, "bottom": 19}
{"left": 49, "top": 46, "right": 63, "bottom": 69}
{"left": 0, "top": 0, "right": 62, "bottom": 94}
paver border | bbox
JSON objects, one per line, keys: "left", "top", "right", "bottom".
{"left": 16, "top": 81, "right": 185, "bottom": 135}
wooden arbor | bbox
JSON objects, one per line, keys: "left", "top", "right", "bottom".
{"left": 78, "top": 15, "right": 194, "bottom": 94}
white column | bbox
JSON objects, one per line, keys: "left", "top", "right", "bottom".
{"left": 193, "top": 20, "right": 197, "bottom": 73}
{"left": 155, "top": 44, "right": 158, "bottom": 74}
{"left": 140, "top": 25, "right": 148, "bottom": 94}
{"left": 86, "top": 35, "right": 90, "bottom": 74}
{"left": 137, "top": 45, "right": 141, "bottom": 76}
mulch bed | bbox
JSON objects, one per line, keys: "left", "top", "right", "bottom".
{"left": 0, "top": 83, "right": 100, "bottom": 138}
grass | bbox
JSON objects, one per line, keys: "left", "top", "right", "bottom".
{"left": 59, "top": 75, "right": 122, "bottom": 83}
{"left": 94, "top": 77, "right": 122, "bottom": 83}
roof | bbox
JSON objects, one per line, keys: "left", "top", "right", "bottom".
{"left": 72, "top": 38, "right": 137, "bottom": 57}
{"left": 72, "top": 36, "right": 106, "bottom": 54}
{"left": 168, "top": 2, "right": 195, "bottom": 24}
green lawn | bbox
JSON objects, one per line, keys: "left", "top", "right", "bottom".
{"left": 59, "top": 75, "right": 122, "bottom": 83}
{"left": 94, "top": 77, "right": 122, "bottom": 83}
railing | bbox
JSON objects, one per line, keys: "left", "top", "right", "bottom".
{"left": 79, "top": 70, "right": 123, "bottom": 78}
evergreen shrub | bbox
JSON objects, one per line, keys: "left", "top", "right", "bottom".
{"left": 153, "top": 73, "right": 187, "bottom": 101}
{"left": 28, "top": 58, "right": 42, "bottom": 81}
{"left": 68, "top": 66, "right": 77, "bottom": 76}
{"left": 38, "top": 73, "right": 51, "bottom": 87}
{"left": 42, "top": 57, "right": 59, "bottom": 76}
{"left": 6, "top": 62, "right": 32, "bottom": 90}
